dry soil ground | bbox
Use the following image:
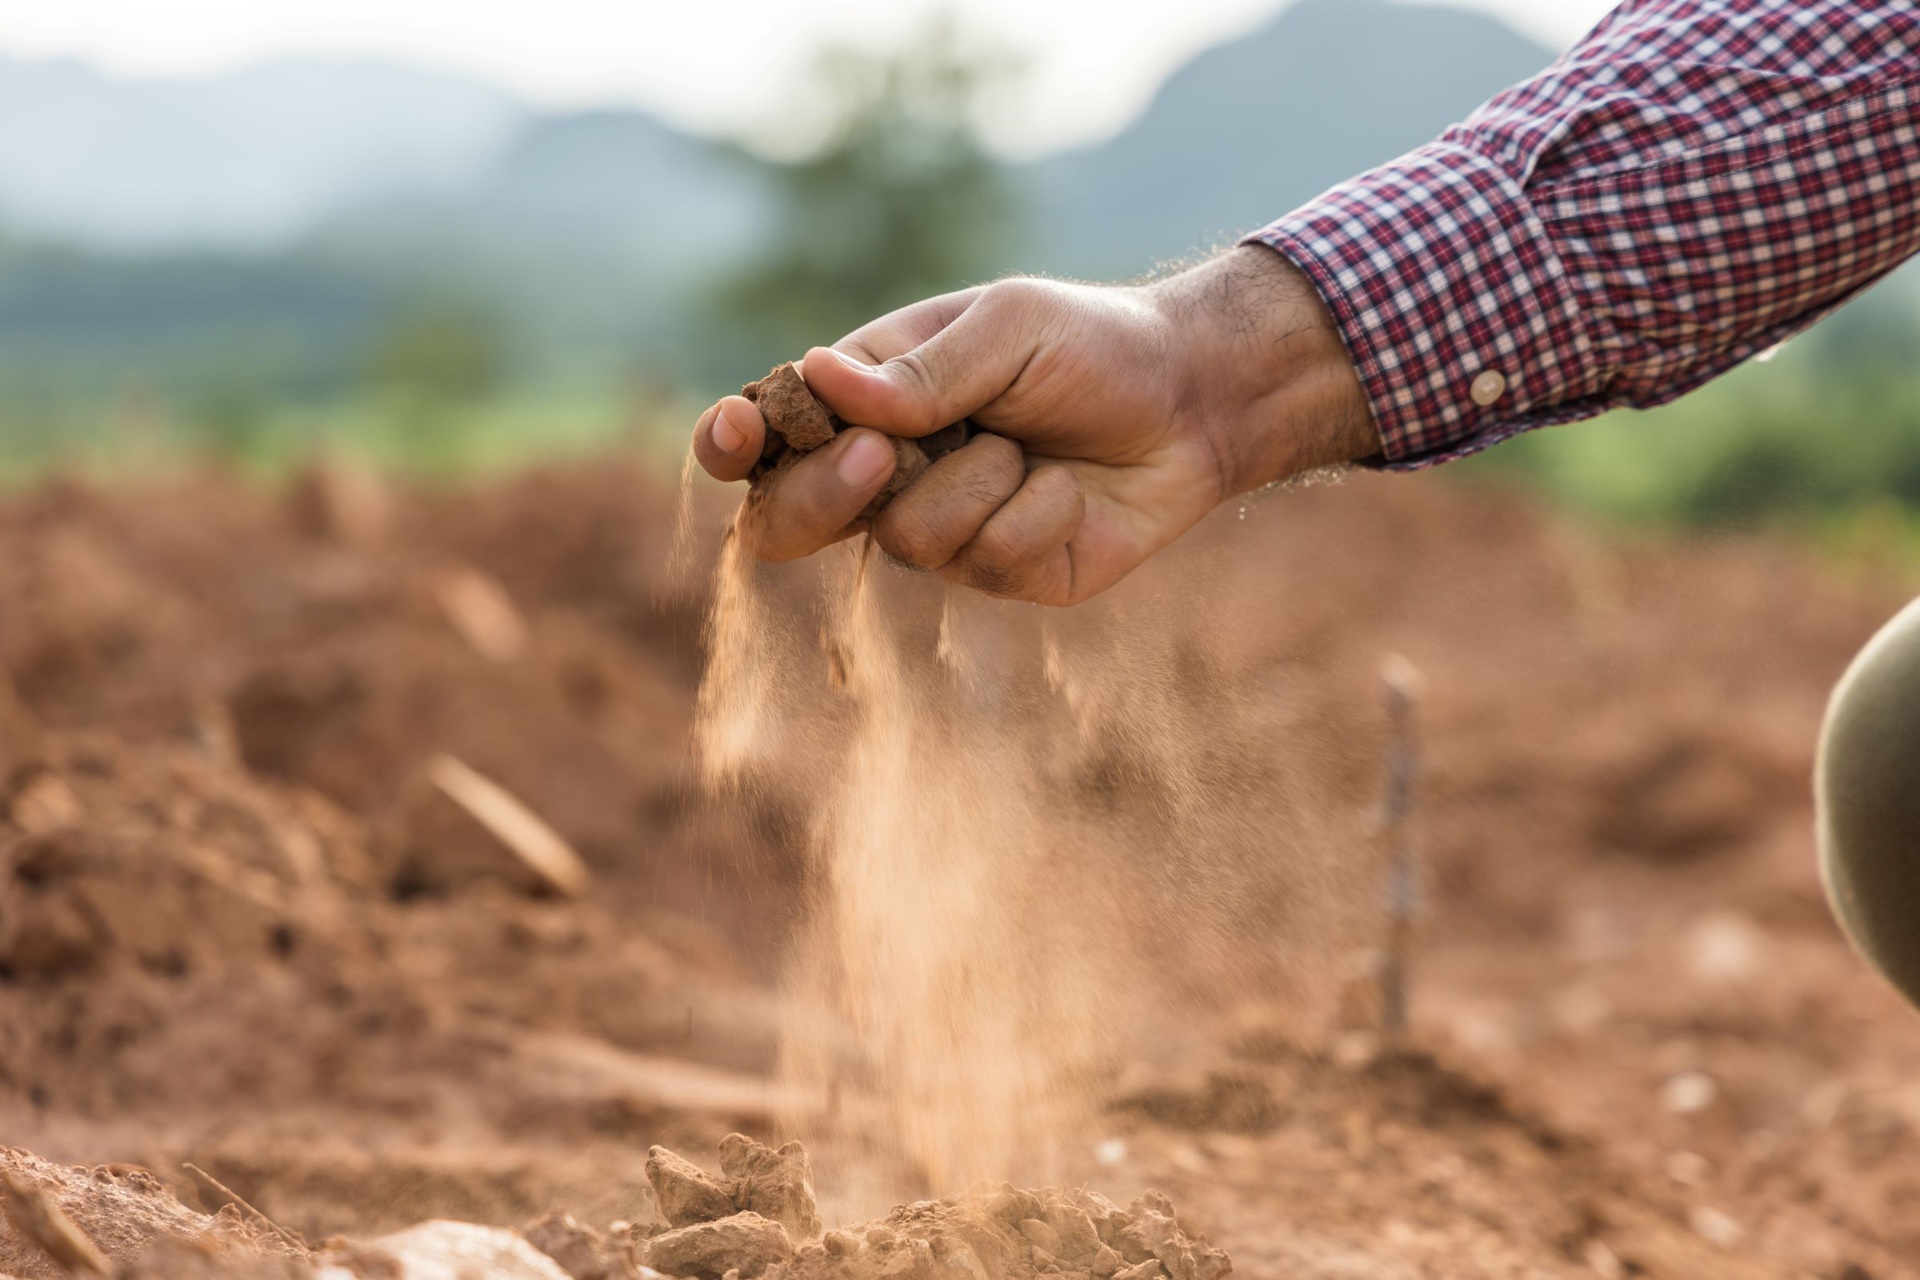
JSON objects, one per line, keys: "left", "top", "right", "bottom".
{"left": 1, "top": 457, "right": 1916, "bottom": 1278}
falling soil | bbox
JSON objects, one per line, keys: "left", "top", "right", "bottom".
{"left": 2, "top": 454, "right": 1919, "bottom": 1277}
{"left": 3, "top": 1135, "right": 1227, "bottom": 1280}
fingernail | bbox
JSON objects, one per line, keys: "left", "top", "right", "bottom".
{"left": 836, "top": 433, "right": 892, "bottom": 488}
{"left": 826, "top": 348, "right": 878, "bottom": 377}
{"left": 711, "top": 405, "right": 745, "bottom": 453}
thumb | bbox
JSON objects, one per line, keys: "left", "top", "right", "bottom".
{"left": 800, "top": 280, "right": 1051, "bottom": 437}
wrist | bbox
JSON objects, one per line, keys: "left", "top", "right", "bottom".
{"left": 1154, "top": 244, "right": 1378, "bottom": 496}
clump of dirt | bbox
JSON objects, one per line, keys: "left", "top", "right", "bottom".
{"left": 618, "top": 1136, "right": 1226, "bottom": 1280}
{"left": 0, "top": 731, "right": 368, "bottom": 987}
{"left": 6, "top": 1137, "right": 1225, "bottom": 1280}
{"left": 0, "top": 719, "right": 780, "bottom": 1228}
{"left": 645, "top": 1134, "right": 821, "bottom": 1244}
{"left": 522, "top": 1211, "right": 649, "bottom": 1280}
{"left": 741, "top": 363, "right": 971, "bottom": 515}
{"left": 772, "top": 1180, "right": 1229, "bottom": 1280}
{"left": 1, "top": 1147, "right": 300, "bottom": 1279}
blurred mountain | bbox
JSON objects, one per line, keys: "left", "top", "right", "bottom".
{"left": 1020, "top": 0, "right": 1555, "bottom": 276}
{"left": 0, "top": 0, "right": 1658, "bottom": 410}
{"left": 0, "top": 0, "right": 1554, "bottom": 268}
{"left": 315, "top": 111, "right": 770, "bottom": 288}
{"left": 0, "top": 56, "right": 523, "bottom": 249}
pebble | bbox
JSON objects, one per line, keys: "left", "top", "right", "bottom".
{"left": 1661, "top": 1071, "right": 1717, "bottom": 1115}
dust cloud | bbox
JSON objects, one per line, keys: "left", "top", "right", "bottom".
{"left": 691, "top": 498, "right": 1368, "bottom": 1194}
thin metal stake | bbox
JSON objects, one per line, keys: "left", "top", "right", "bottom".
{"left": 1377, "top": 655, "right": 1425, "bottom": 1041}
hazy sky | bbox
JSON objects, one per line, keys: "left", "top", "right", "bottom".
{"left": 0, "top": 0, "right": 1618, "bottom": 154}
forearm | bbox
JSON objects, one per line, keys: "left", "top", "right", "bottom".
{"left": 1151, "top": 246, "right": 1380, "bottom": 496}
{"left": 1248, "top": 0, "right": 1920, "bottom": 468}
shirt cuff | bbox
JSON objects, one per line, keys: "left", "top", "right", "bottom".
{"left": 1245, "top": 142, "right": 1613, "bottom": 469}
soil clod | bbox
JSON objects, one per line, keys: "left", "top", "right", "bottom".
{"left": 741, "top": 362, "right": 970, "bottom": 516}
{"left": 523, "top": 1212, "right": 644, "bottom": 1280}
{"left": 644, "top": 1212, "right": 793, "bottom": 1280}
{"left": 718, "top": 1137, "right": 822, "bottom": 1245}
{"left": 744, "top": 365, "right": 839, "bottom": 460}
{"left": 645, "top": 1148, "right": 738, "bottom": 1230}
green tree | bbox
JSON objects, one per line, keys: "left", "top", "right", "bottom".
{"left": 715, "top": 19, "right": 1024, "bottom": 366}
{"left": 366, "top": 297, "right": 508, "bottom": 408}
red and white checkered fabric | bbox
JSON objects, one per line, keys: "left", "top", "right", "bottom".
{"left": 1249, "top": 0, "right": 1920, "bottom": 467}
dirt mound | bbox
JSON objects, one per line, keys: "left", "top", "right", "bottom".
{"left": 0, "top": 465, "right": 783, "bottom": 953}
{"left": 0, "top": 732, "right": 366, "bottom": 984}
{"left": 4, "top": 1137, "right": 1227, "bottom": 1280}
{"left": 778, "top": 1184, "right": 1230, "bottom": 1280}
{"left": 0, "top": 1147, "right": 298, "bottom": 1278}
{"left": 558, "top": 1135, "right": 1228, "bottom": 1280}
{"left": 0, "top": 719, "right": 779, "bottom": 1233}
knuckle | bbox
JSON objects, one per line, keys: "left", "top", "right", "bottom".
{"left": 950, "top": 437, "right": 1024, "bottom": 506}
{"left": 968, "top": 525, "right": 1026, "bottom": 576}
{"left": 874, "top": 510, "right": 947, "bottom": 571}
{"left": 963, "top": 472, "right": 1014, "bottom": 506}
{"left": 984, "top": 277, "right": 1050, "bottom": 314}
{"left": 967, "top": 558, "right": 1026, "bottom": 599}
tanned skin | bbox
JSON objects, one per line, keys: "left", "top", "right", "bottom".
{"left": 690, "top": 244, "right": 1380, "bottom": 606}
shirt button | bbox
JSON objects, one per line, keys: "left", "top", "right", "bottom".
{"left": 1470, "top": 369, "right": 1508, "bottom": 407}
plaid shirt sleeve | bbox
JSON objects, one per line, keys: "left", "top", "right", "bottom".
{"left": 1246, "top": 0, "right": 1920, "bottom": 468}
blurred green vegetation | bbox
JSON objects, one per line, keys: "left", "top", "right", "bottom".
{"left": 713, "top": 20, "right": 1020, "bottom": 371}
{"left": 1459, "top": 286, "right": 1920, "bottom": 548}
{"left": 0, "top": 386, "right": 674, "bottom": 491}
{"left": 0, "top": 22, "right": 1024, "bottom": 480}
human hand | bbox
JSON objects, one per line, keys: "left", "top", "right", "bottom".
{"left": 691, "top": 244, "right": 1378, "bottom": 606}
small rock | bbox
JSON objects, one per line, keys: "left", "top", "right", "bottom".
{"left": 644, "top": 1213, "right": 792, "bottom": 1280}
{"left": 523, "top": 1212, "right": 639, "bottom": 1280}
{"left": 1685, "top": 911, "right": 1766, "bottom": 984}
{"left": 1664, "top": 1150, "right": 1711, "bottom": 1187}
{"left": 1018, "top": 1218, "right": 1064, "bottom": 1257}
{"left": 364, "top": 1221, "right": 572, "bottom": 1280}
{"left": 1121, "top": 1193, "right": 1229, "bottom": 1280}
{"left": 1582, "top": 1239, "right": 1625, "bottom": 1280}
{"left": 11, "top": 773, "right": 81, "bottom": 834}
{"left": 718, "top": 1134, "right": 822, "bottom": 1242}
{"left": 1113, "top": 1263, "right": 1166, "bottom": 1280}
{"left": 984, "top": 1187, "right": 1042, "bottom": 1227}
{"left": 1045, "top": 1205, "right": 1102, "bottom": 1263}
{"left": 646, "top": 1147, "right": 738, "bottom": 1228}
{"left": 1661, "top": 1071, "right": 1718, "bottom": 1116}
{"left": 1689, "top": 1206, "right": 1744, "bottom": 1248}
{"left": 743, "top": 364, "right": 837, "bottom": 454}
